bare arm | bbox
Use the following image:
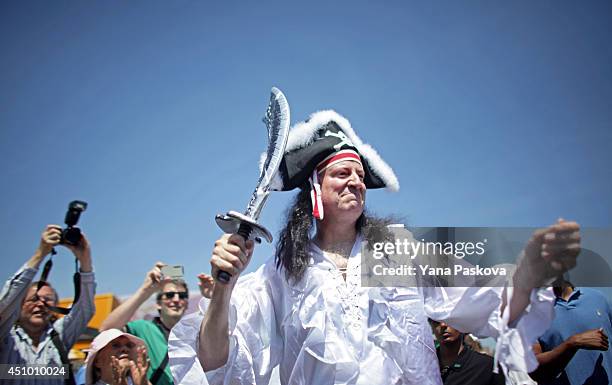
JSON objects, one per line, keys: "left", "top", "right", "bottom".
{"left": 26, "top": 249, "right": 47, "bottom": 270}
{"left": 55, "top": 232, "right": 97, "bottom": 348}
{"left": 198, "top": 234, "right": 253, "bottom": 371}
{"left": 100, "top": 262, "right": 165, "bottom": 331}
{"left": 198, "top": 284, "right": 233, "bottom": 370}
{"left": 529, "top": 329, "right": 609, "bottom": 382}
{"left": 63, "top": 230, "right": 94, "bottom": 272}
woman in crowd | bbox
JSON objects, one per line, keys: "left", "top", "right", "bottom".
{"left": 85, "top": 328, "right": 150, "bottom": 385}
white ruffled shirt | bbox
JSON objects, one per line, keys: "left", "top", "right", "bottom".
{"left": 169, "top": 238, "right": 554, "bottom": 385}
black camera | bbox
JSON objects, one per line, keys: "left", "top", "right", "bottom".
{"left": 61, "top": 200, "right": 88, "bottom": 246}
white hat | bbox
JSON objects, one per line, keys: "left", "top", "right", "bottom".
{"left": 84, "top": 328, "right": 146, "bottom": 385}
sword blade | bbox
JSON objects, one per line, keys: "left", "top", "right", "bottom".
{"left": 244, "top": 87, "right": 290, "bottom": 220}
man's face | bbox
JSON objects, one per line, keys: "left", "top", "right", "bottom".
{"left": 431, "top": 320, "right": 462, "bottom": 345}
{"left": 19, "top": 285, "right": 56, "bottom": 330}
{"left": 157, "top": 282, "right": 188, "bottom": 321}
{"left": 319, "top": 160, "right": 366, "bottom": 222}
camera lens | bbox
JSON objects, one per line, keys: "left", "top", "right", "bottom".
{"left": 62, "top": 228, "right": 82, "bottom": 246}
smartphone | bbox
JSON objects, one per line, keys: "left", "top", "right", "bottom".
{"left": 160, "top": 265, "right": 184, "bottom": 280}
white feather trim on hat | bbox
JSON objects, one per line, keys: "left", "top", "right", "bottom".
{"left": 261, "top": 109, "right": 399, "bottom": 192}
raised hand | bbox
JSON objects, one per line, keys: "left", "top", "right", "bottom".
{"left": 37, "top": 225, "right": 62, "bottom": 257}
{"left": 110, "top": 356, "right": 129, "bottom": 385}
{"left": 198, "top": 273, "right": 215, "bottom": 299}
{"left": 64, "top": 231, "right": 93, "bottom": 272}
{"left": 141, "top": 262, "right": 169, "bottom": 295}
{"left": 516, "top": 219, "right": 581, "bottom": 289}
{"left": 210, "top": 234, "right": 254, "bottom": 286}
{"left": 128, "top": 344, "right": 151, "bottom": 385}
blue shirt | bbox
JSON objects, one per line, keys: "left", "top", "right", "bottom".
{"left": 538, "top": 287, "right": 612, "bottom": 385}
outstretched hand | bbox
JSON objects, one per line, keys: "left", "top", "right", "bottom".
{"left": 198, "top": 273, "right": 215, "bottom": 299}
{"left": 516, "top": 219, "right": 581, "bottom": 289}
{"left": 141, "top": 262, "right": 170, "bottom": 295}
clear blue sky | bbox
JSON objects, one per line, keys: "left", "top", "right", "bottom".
{"left": 1, "top": 1, "right": 610, "bottom": 297}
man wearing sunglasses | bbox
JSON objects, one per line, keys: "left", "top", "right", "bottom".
{"left": 100, "top": 262, "right": 212, "bottom": 385}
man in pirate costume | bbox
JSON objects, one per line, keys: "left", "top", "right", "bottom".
{"left": 168, "top": 110, "right": 582, "bottom": 385}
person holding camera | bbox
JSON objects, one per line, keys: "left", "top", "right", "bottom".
{"left": 99, "top": 263, "right": 213, "bottom": 385}
{"left": 0, "top": 224, "right": 97, "bottom": 385}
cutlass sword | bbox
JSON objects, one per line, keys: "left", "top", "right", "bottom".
{"left": 215, "top": 87, "right": 290, "bottom": 283}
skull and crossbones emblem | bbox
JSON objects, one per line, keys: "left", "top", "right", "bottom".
{"left": 325, "top": 130, "right": 354, "bottom": 150}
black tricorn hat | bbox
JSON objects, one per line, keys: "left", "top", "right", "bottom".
{"left": 263, "top": 110, "right": 400, "bottom": 192}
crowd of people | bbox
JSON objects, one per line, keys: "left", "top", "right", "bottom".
{"left": 0, "top": 224, "right": 214, "bottom": 385}
{"left": 1, "top": 110, "right": 610, "bottom": 385}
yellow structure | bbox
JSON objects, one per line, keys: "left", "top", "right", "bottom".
{"left": 57, "top": 293, "right": 120, "bottom": 360}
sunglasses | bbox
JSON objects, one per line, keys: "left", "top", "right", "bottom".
{"left": 159, "top": 291, "right": 188, "bottom": 300}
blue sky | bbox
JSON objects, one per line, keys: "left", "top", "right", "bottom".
{"left": 1, "top": 1, "right": 611, "bottom": 297}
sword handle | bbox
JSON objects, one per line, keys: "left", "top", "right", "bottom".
{"left": 217, "top": 222, "right": 253, "bottom": 283}
{"left": 216, "top": 271, "right": 231, "bottom": 283}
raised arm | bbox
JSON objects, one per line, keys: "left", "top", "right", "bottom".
{"left": 99, "top": 262, "right": 166, "bottom": 331}
{"left": 424, "top": 220, "right": 582, "bottom": 377}
{"left": 198, "top": 234, "right": 253, "bottom": 371}
{"left": 26, "top": 225, "right": 62, "bottom": 269}
{"left": 0, "top": 225, "right": 61, "bottom": 337}
{"left": 507, "top": 219, "right": 581, "bottom": 325}
{"left": 54, "top": 232, "right": 97, "bottom": 348}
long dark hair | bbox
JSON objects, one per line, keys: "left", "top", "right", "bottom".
{"left": 275, "top": 184, "right": 396, "bottom": 283}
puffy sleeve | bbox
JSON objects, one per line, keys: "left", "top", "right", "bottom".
{"left": 423, "top": 284, "right": 555, "bottom": 376}
{"left": 385, "top": 225, "right": 555, "bottom": 376}
{"left": 169, "top": 261, "right": 283, "bottom": 385}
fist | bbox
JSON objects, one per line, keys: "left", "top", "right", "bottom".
{"left": 210, "top": 234, "right": 254, "bottom": 285}
{"left": 38, "top": 225, "right": 62, "bottom": 256}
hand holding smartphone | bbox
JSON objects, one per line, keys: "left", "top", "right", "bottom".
{"left": 160, "top": 265, "right": 184, "bottom": 280}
